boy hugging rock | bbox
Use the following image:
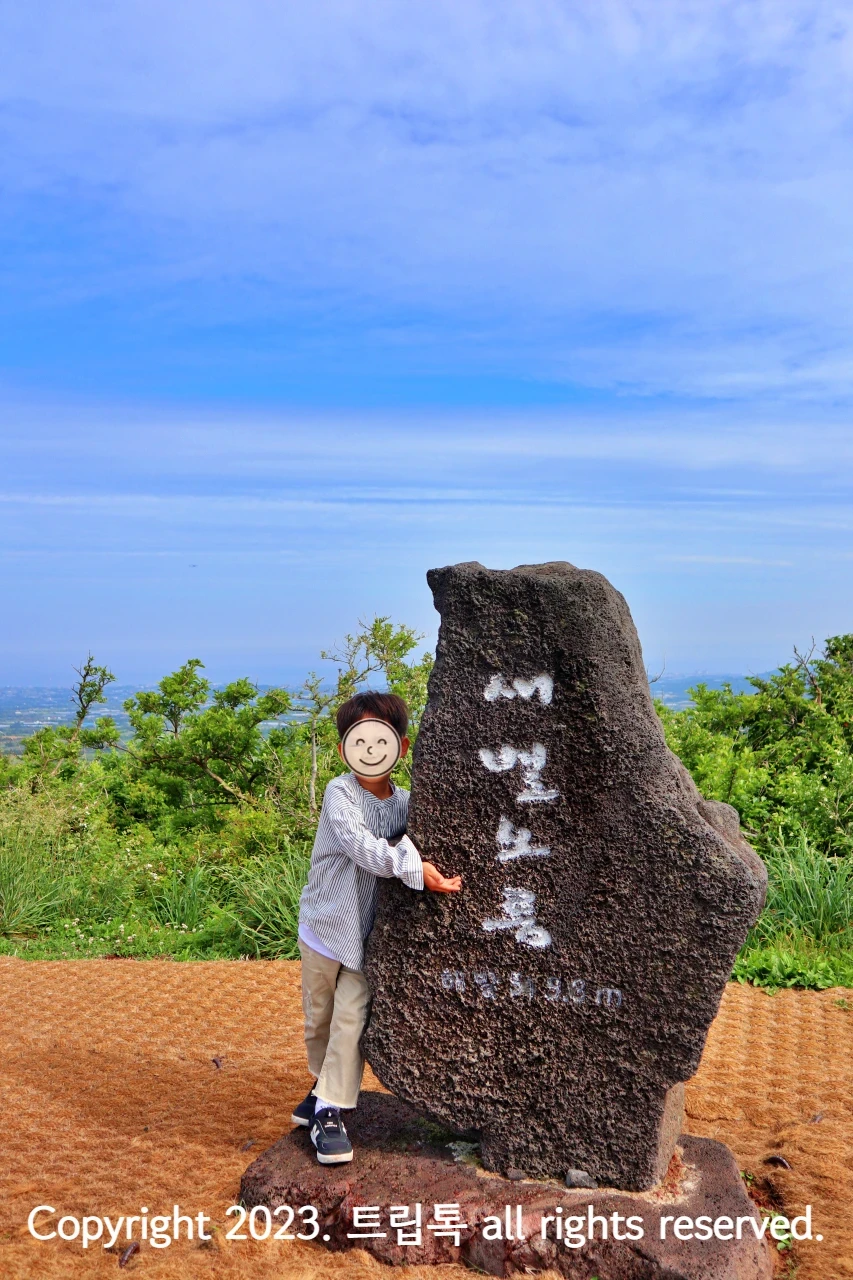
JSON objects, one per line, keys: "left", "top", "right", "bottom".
{"left": 293, "top": 690, "right": 462, "bottom": 1165}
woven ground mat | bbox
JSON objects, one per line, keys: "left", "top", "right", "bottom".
{"left": 0, "top": 958, "right": 849, "bottom": 1280}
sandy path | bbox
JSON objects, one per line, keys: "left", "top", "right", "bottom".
{"left": 0, "top": 958, "right": 849, "bottom": 1279}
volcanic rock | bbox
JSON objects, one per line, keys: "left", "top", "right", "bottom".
{"left": 240, "top": 1090, "right": 772, "bottom": 1278}
{"left": 361, "top": 561, "right": 767, "bottom": 1190}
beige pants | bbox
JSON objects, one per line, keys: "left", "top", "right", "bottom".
{"left": 299, "top": 941, "right": 371, "bottom": 1110}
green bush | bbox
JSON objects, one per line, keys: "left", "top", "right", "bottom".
{"left": 733, "top": 941, "right": 853, "bottom": 992}
{"left": 656, "top": 635, "right": 853, "bottom": 857}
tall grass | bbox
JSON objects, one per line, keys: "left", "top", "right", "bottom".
{"left": 735, "top": 829, "right": 853, "bottom": 990}
{"left": 224, "top": 846, "right": 311, "bottom": 959}
{"left": 0, "top": 830, "right": 67, "bottom": 936}
{"left": 752, "top": 831, "right": 853, "bottom": 944}
{"left": 1, "top": 772, "right": 849, "bottom": 989}
{"left": 0, "top": 788, "right": 314, "bottom": 960}
{"left": 149, "top": 866, "right": 214, "bottom": 930}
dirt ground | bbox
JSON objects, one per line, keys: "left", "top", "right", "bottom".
{"left": 0, "top": 959, "right": 850, "bottom": 1280}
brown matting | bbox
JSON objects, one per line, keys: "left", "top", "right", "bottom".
{"left": 0, "top": 958, "right": 849, "bottom": 1279}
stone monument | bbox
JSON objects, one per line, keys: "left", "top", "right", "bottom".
{"left": 362, "top": 561, "right": 767, "bottom": 1190}
{"left": 241, "top": 561, "right": 772, "bottom": 1277}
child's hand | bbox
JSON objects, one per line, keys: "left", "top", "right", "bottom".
{"left": 422, "top": 861, "right": 462, "bottom": 893}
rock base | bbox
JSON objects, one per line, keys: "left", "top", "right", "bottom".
{"left": 240, "top": 1092, "right": 772, "bottom": 1279}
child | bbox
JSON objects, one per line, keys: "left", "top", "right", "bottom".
{"left": 293, "top": 690, "right": 462, "bottom": 1164}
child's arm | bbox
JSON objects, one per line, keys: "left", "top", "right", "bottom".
{"left": 324, "top": 786, "right": 425, "bottom": 889}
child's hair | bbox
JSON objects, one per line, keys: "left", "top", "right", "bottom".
{"left": 336, "top": 691, "right": 409, "bottom": 739}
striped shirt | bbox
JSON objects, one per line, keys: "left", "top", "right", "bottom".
{"left": 298, "top": 772, "right": 424, "bottom": 971}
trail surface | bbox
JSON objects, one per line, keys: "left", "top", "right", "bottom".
{"left": 0, "top": 959, "right": 849, "bottom": 1279}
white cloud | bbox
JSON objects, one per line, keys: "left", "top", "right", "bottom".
{"left": 3, "top": 3, "right": 853, "bottom": 396}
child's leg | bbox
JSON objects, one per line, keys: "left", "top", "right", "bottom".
{"left": 314, "top": 965, "right": 371, "bottom": 1110}
{"left": 299, "top": 941, "right": 341, "bottom": 1082}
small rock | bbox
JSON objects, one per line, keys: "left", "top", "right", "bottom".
{"left": 565, "top": 1168, "right": 598, "bottom": 1189}
{"left": 809, "top": 1112, "right": 824, "bottom": 1124}
{"left": 506, "top": 1167, "right": 525, "bottom": 1181}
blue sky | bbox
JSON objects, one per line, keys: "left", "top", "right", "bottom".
{"left": 2, "top": 2, "right": 852, "bottom": 685}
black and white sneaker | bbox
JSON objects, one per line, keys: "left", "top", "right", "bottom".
{"left": 310, "top": 1107, "right": 354, "bottom": 1164}
{"left": 290, "top": 1088, "right": 317, "bottom": 1127}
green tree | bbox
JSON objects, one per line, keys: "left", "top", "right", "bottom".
{"left": 20, "top": 654, "right": 120, "bottom": 780}
{"left": 657, "top": 634, "right": 853, "bottom": 854}
{"left": 281, "top": 616, "right": 434, "bottom": 818}
{"left": 122, "top": 662, "right": 291, "bottom": 812}
{"left": 290, "top": 672, "right": 336, "bottom": 819}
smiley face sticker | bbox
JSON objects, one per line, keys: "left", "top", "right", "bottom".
{"left": 341, "top": 718, "right": 402, "bottom": 778}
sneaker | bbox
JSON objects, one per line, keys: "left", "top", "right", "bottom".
{"left": 290, "top": 1088, "right": 317, "bottom": 1127}
{"left": 310, "top": 1107, "right": 354, "bottom": 1164}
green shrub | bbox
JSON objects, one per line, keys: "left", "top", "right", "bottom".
{"left": 733, "top": 939, "right": 853, "bottom": 992}
{"left": 2, "top": 624, "right": 852, "bottom": 988}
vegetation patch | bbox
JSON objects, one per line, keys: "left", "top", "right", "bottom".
{"left": 656, "top": 637, "right": 853, "bottom": 991}
{"left": 1, "top": 621, "right": 851, "bottom": 990}
{"left": 0, "top": 618, "right": 430, "bottom": 962}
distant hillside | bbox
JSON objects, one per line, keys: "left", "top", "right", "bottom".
{"left": 650, "top": 673, "right": 764, "bottom": 711}
{"left": 0, "top": 674, "right": 763, "bottom": 755}
{"left": 0, "top": 685, "right": 140, "bottom": 756}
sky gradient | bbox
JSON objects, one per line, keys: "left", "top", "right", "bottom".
{"left": 2, "top": 3, "right": 852, "bottom": 684}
